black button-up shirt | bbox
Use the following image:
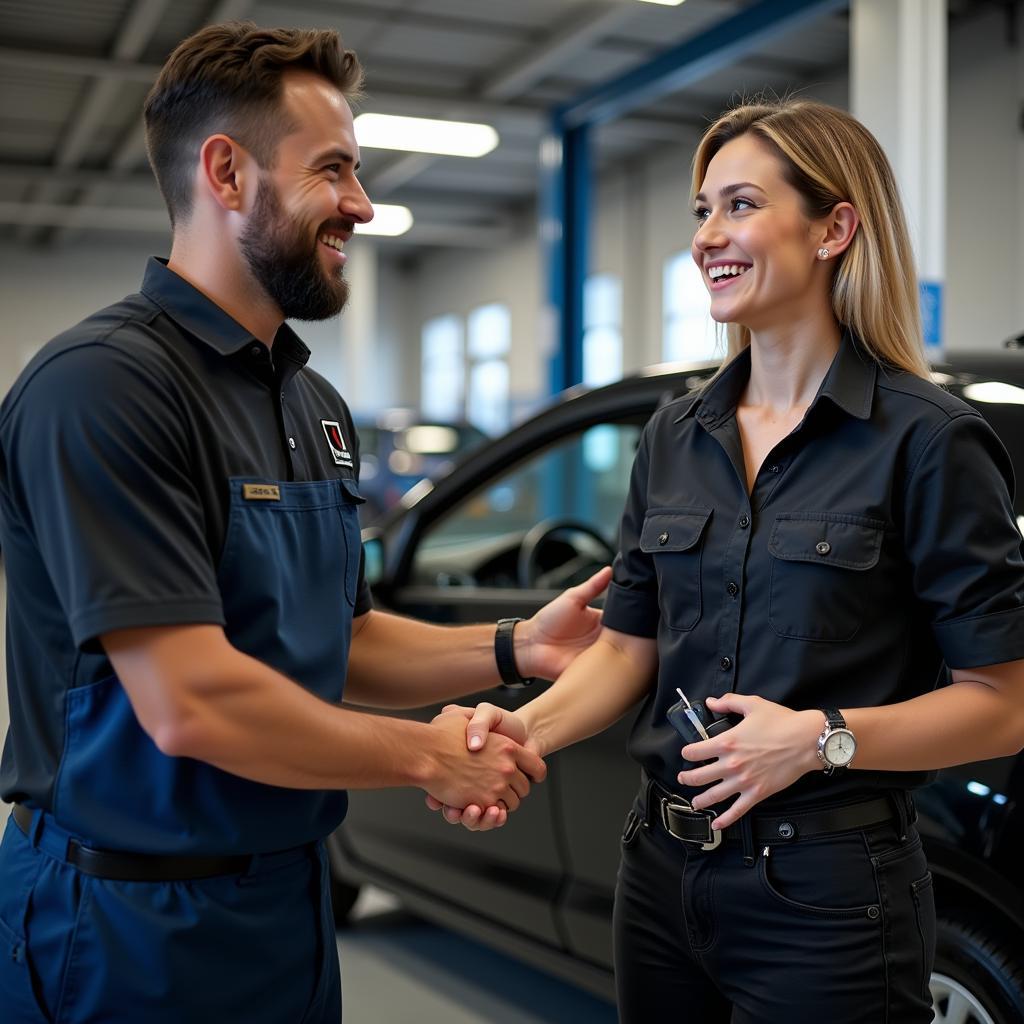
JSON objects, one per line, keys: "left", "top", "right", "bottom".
{"left": 0, "top": 258, "right": 371, "bottom": 808}
{"left": 602, "top": 334, "right": 1024, "bottom": 806}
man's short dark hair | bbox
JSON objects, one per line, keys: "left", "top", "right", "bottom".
{"left": 144, "top": 22, "right": 363, "bottom": 227}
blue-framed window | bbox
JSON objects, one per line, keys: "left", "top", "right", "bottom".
{"left": 663, "top": 250, "right": 719, "bottom": 363}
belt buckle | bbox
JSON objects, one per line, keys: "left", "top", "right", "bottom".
{"left": 660, "top": 798, "right": 721, "bottom": 851}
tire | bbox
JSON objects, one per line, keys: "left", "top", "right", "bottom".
{"left": 930, "top": 918, "right": 1024, "bottom": 1024}
{"left": 329, "top": 873, "right": 361, "bottom": 927}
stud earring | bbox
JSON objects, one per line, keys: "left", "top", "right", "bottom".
{"left": 817, "top": 247, "right": 830, "bottom": 259}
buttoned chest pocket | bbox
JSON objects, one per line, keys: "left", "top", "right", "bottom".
{"left": 768, "top": 513, "right": 885, "bottom": 642}
{"left": 640, "top": 507, "right": 712, "bottom": 632}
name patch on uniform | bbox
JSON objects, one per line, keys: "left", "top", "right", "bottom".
{"left": 242, "top": 484, "right": 281, "bottom": 501}
{"left": 321, "top": 419, "right": 354, "bottom": 467}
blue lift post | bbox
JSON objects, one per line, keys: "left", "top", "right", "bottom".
{"left": 542, "top": 0, "right": 849, "bottom": 396}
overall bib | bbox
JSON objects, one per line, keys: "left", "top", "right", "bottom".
{"left": 0, "top": 476, "right": 363, "bottom": 1023}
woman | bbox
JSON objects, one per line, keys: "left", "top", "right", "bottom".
{"left": 431, "top": 99, "right": 1024, "bottom": 1023}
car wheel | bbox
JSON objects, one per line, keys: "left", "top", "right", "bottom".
{"left": 329, "top": 873, "right": 361, "bottom": 927}
{"left": 930, "top": 918, "right": 1024, "bottom": 1024}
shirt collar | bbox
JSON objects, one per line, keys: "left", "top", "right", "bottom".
{"left": 673, "top": 330, "right": 877, "bottom": 426}
{"left": 139, "top": 257, "right": 311, "bottom": 367}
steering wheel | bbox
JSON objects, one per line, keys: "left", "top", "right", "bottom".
{"left": 516, "top": 517, "right": 617, "bottom": 588}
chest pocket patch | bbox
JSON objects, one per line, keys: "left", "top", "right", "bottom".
{"left": 640, "top": 507, "right": 712, "bottom": 632}
{"left": 768, "top": 512, "right": 885, "bottom": 642}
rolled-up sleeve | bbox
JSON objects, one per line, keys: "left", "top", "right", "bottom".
{"left": 903, "top": 411, "right": 1024, "bottom": 668}
{"left": 602, "top": 423, "right": 660, "bottom": 637}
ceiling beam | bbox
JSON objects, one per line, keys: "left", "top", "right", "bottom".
{"left": 17, "top": 0, "right": 175, "bottom": 243}
{"left": 0, "top": 46, "right": 161, "bottom": 82}
{"left": 46, "top": 0, "right": 254, "bottom": 246}
{"left": 557, "top": 0, "right": 848, "bottom": 128}
{"left": 481, "top": 4, "right": 636, "bottom": 100}
{"left": 365, "top": 3, "right": 644, "bottom": 196}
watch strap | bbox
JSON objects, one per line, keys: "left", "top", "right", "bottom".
{"left": 495, "top": 618, "right": 532, "bottom": 688}
{"left": 822, "top": 708, "right": 846, "bottom": 731}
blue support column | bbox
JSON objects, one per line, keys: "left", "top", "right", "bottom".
{"left": 543, "top": 117, "right": 590, "bottom": 396}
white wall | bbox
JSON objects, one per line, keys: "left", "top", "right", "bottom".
{"left": 0, "top": 238, "right": 401, "bottom": 403}
{"left": 405, "top": 229, "right": 545, "bottom": 422}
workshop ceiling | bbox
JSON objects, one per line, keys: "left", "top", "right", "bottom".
{"left": 0, "top": 0, "right": 864, "bottom": 253}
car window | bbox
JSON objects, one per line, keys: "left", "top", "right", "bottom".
{"left": 411, "top": 422, "right": 643, "bottom": 589}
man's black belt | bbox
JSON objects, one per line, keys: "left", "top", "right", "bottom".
{"left": 642, "top": 775, "right": 902, "bottom": 851}
{"left": 13, "top": 803, "right": 266, "bottom": 882}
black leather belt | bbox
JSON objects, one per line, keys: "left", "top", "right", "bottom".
{"left": 643, "top": 777, "right": 900, "bottom": 851}
{"left": 13, "top": 804, "right": 259, "bottom": 881}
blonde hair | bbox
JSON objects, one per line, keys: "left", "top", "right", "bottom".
{"left": 691, "top": 99, "right": 930, "bottom": 379}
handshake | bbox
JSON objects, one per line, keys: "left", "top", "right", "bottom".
{"left": 422, "top": 702, "right": 538, "bottom": 832}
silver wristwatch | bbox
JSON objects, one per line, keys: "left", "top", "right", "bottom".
{"left": 816, "top": 708, "right": 857, "bottom": 774}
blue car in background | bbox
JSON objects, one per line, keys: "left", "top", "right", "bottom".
{"left": 354, "top": 412, "right": 488, "bottom": 522}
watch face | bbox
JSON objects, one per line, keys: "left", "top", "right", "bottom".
{"left": 824, "top": 729, "right": 856, "bottom": 766}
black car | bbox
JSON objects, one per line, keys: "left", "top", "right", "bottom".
{"left": 330, "top": 351, "right": 1024, "bottom": 1024}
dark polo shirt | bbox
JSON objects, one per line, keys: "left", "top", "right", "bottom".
{"left": 0, "top": 257, "right": 371, "bottom": 808}
{"left": 602, "top": 334, "right": 1024, "bottom": 806}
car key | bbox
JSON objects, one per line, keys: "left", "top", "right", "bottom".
{"left": 670, "top": 688, "right": 710, "bottom": 741}
{"left": 666, "top": 687, "right": 742, "bottom": 765}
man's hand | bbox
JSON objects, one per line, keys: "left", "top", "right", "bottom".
{"left": 675, "top": 694, "right": 823, "bottom": 830}
{"left": 515, "top": 566, "right": 612, "bottom": 681}
{"left": 421, "top": 710, "right": 546, "bottom": 829}
{"left": 425, "top": 703, "right": 534, "bottom": 831}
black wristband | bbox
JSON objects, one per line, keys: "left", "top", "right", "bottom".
{"left": 495, "top": 617, "right": 533, "bottom": 688}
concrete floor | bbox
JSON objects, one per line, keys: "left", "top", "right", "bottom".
{"left": 338, "top": 888, "right": 617, "bottom": 1024}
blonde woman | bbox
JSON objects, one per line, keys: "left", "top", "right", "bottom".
{"left": 432, "top": 100, "right": 1024, "bottom": 1023}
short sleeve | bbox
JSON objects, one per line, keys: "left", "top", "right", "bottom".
{"left": 904, "top": 411, "right": 1024, "bottom": 668}
{"left": 0, "top": 344, "right": 225, "bottom": 648}
{"left": 602, "top": 422, "right": 659, "bottom": 637}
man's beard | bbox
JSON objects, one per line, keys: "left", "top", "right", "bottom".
{"left": 239, "top": 177, "right": 349, "bottom": 322}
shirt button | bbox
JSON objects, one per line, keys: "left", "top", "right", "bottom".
{"left": 726, "top": 581, "right": 739, "bottom": 596}
{"left": 250, "top": 345, "right": 261, "bottom": 358}
{"left": 767, "top": 463, "right": 780, "bottom": 474}
{"left": 720, "top": 656, "right": 732, "bottom": 670}
{"left": 288, "top": 437, "right": 297, "bottom": 450}
{"left": 280, "top": 391, "right": 286, "bottom": 403}
{"left": 816, "top": 541, "right": 831, "bottom": 556}
{"left": 739, "top": 515, "right": 750, "bottom": 529}
{"left": 658, "top": 532, "right": 669, "bottom": 546}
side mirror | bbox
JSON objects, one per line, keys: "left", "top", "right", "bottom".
{"left": 360, "top": 529, "right": 384, "bottom": 587}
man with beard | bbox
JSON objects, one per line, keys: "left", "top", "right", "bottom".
{"left": 0, "top": 23, "right": 609, "bottom": 1023}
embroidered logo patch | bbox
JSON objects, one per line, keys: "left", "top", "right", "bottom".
{"left": 321, "top": 419, "right": 354, "bottom": 467}
{"left": 242, "top": 483, "right": 281, "bottom": 501}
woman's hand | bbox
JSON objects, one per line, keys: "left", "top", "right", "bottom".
{"left": 676, "top": 694, "right": 824, "bottom": 830}
{"left": 424, "top": 703, "right": 535, "bottom": 831}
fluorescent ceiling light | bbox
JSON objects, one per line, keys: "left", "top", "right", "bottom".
{"left": 354, "top": 204, "right": 413, "bottom": 237}
{"left": 354, "top": 113, "right": 498, "bottom": 157}
{"left": 638, "top": 0, "right": 686, "bottom": 5}
{"left": 962, "top": 381, "right": 1024, "bottom": 405}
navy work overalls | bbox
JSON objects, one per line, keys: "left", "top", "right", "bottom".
{"left": 0, "top": 475, "right": 363, "bottom": 1022}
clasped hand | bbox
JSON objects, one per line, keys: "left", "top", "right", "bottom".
{"left": 425, "top": 703, "right": 535, "bottom": 830}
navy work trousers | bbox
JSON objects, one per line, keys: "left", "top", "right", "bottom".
{"left": 613, "top": 805, "right": 936, "bottom": 1023}
{"left": 0, "top": 814, "right": 341, "bottom": 1023}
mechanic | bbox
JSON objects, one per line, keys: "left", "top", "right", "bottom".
{"left": 0, "top": 23, "right": 610, "bottom": 1023}
{"left": 436, "top": 99, "right": 1024, "bottom": 1023}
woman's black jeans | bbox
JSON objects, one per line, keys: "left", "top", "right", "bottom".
{"left": 613, "top": 797, "right": 936, "bottom": 1023}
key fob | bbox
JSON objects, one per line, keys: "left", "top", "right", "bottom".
{"left": 667, "top": 694, "right": 741, "bottom": 766}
